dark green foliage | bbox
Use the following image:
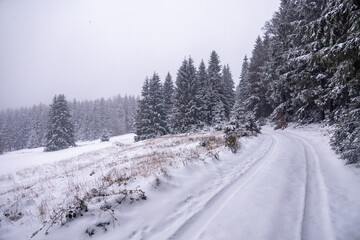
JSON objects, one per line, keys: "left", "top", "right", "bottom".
{"left": 45, "top": 94, "right": 76, "bottom": 152}
{"left": 147, "top": 73, "right": 169, "bottom": 137}
{"left": 206, "top": 51, "right": 226, "bottom": 125}
{"left": 246, "top": 35, "right": 273, "bottom": 119}
{"left": 100, "top": 132, "right": 110, "bottom": 142}
{"left": 230, "top": 102, "right": 261, "bottom": 137}
{"left": 170, "top": 57, "right": 204, "bottom": 133}
{"left": 222, "top": 65, "right": 235, "bottom": 120}
{"left": 225, "top": 102, "right": 261, "bottom": 153}
{"left": 135, "top": 78, "right": 151, "bottom": 141}
{"left": 197, "top": 60, "right": 211, "bottom": 125}
{"left": 236, "top": 55, "right": 250, "bottom": 108}
{"left": 163, "top": 72, "right": 175, "bottom": 123}
{"left": 135, "top": 74, "right": 169, "bottom": 141}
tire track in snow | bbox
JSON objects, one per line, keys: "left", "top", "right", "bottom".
{"left": 283, "top": 131, "right": 335, "bottom": 240}
{"left": 167, "top": 133, "right": 279, "bottom": 240}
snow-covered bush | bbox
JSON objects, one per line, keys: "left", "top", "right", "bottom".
{"left": 65, "top": 197, "right": 88, "bottom": 221}
{"left": 224, "top": 124, "right": 240, "bottom": 154}
{"left": 85, "top": 227, "right": 96, "bottom": 236}
{"left": 224, "top": 104, "right": 261, "bottom": 153}
{"left": 3, "top": 209, "right": 22, "bottom": 222}
{"left": 100, "top": 132, "right": 110, "bottom": 142}
{"left": 199, "top": 138, "right": 210, "bottom": 147}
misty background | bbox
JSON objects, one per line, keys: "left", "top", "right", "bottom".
{"left": 0, "top": 0, "right": 280, "bottom": 110}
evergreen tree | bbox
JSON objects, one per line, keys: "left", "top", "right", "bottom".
{"left": 207, "top": 51, "right": 225, "bottom": 125}
{"left": 135, "top": 74, "right": 168, "bottom": 140}
{"left": 147, "top": 73, "right": 169, "bottom": 137}
{"left": 0, "top": 110, "right": 15, "bottom": 151}
{"left": 123, "top": 95, "right": 136, "bottom": 133}
{"left": 222, "top": 64, "right": 235, "bottom": 120}
{"left": 197, "top": 60, "right": 211, "bottom": 125}
{"left": 213, "top": 101, "right": 227, "bottom": 128}
{"left": 163, "top": 72, "right": 175, "bottom": 122}
{"left": 236, "top": 56, "right": 250, "bottom": 108}
{"left": 134, "top": 78, "right": 151, "bottom": 141}
{"left": 225, "top": 100, "right": 261, "bottom": 153}
{"left": 44, "top": 94, "right": 76, "bottom": 152}
{"left": 246, "top": 36, "right": 272, "bottom": 119}
{"left": 26, "top": 104, "right": 48, "bottom": 148}
{"left": 171, "top": 57, "right": 204, "bottom": 133}
{"left": 229, "top": 101, "right": 261, "bottom": 137}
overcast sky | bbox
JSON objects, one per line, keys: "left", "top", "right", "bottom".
{"left": 0, "top": 0, "right": 280, "bottom": 110}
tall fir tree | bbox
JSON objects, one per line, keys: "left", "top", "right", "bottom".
{"left": 44, "top": 94, "right": 75, "bottom": 152}
{"left": 222, "top": 64, "right": 235, "bottom": 120}
{"left": 197, "top": 60, "right": 211, "bottom": 126}
{"left": 147, "top": 73, "right": 169, "bottom": 137}
{"left": 236, "top": 55, "right": 250, "bottom": 106}
{"left": 207, "top": 51, "right": 226, "bottom": 125}
{"left": 163, "top": 72, "right": 175, "bottom": 123}
{"left": 246, "top": 36, "right": 272, "bottom": 119}
{"left": 134, "top": 78, "right": 151, "bottom": 141}
{"left": 135, "top": 74, "right": 169, "bottom": 140}
{"left": 170, "top": 57, "right": 204, "bottom": 133}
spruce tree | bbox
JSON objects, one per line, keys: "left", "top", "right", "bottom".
{"left": 147, "top": 73, "right": 169, "bottom": 137}
{"left": 222, "top": 64, "right": 235, "bottom": 120}
{"left": 135, "top": 74, "right": 169, "bottom": 140}
{"left": 197, "top": 60, "right": 211, "bottom": 125}
{"left": 207, "top": 51, "right": 225, "bottom": 125}
{"left": 44, "top": 94, "right": 75, "bottom": 152}
{"left": 229, "top": 101, "right": 261, "bottom": 137}
{"left": 134, "top": 78, "right": 151, "bottom": 141}
{"left": 236, "top": 56, "right": 250, "bottom": 109}
{"left": 171, "top": 57, "right": 204, "bottom": 133}
{"left": 246, "top": 36, "right": 272, "bottom": 119}
{"left": 163, "top": 72, "right": 175, "bottom": 123}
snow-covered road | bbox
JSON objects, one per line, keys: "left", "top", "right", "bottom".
{"left": 120, "top": 126, "right": 360, "bottom": 240}
{"left": 170, "top": 128, "right": 334, "bottom": 240}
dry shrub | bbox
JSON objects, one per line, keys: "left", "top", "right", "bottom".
{"left": 274, "top": 111, "right": 288, "bottom": 130}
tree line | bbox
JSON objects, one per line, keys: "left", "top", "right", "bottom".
{"left": 0, "top": 95, "right": 138, "bottom": 152}
{"left": 134, "top": 51, "right": 236, "bottom": 141}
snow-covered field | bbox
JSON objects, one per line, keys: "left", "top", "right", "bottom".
{"left": 0, "top": 126, "right": 360, "bottom": 240}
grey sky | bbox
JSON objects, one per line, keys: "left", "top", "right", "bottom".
{"left": 0, "top": 0, "right": 280, "bottom": 110}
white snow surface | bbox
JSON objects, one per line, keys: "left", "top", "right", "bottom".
{"left": 0, "top": 134, "right": 135, "bottom": 176}
{"left": 0, "top": 126, "right": 360, "bottom": 240}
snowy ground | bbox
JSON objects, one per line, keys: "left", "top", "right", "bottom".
{"left": 0, "top": 126, "right": 360, "bottom": 240}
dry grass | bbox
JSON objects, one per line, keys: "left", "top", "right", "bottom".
{"left": 0, "top": 130, "right": 225, "bottom": 233}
